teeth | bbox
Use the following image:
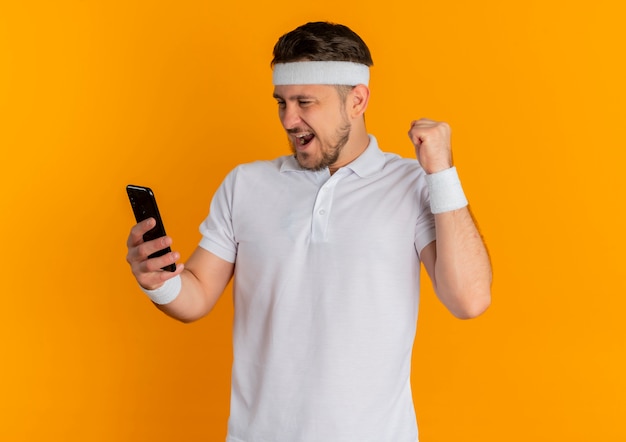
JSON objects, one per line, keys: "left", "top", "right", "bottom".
{"left": 295, "top": 133, "right": 312, "bottom": 145}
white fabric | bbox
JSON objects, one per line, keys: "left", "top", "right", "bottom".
{"left": 139, "top": 274, "right": 181, "bottom": 305}
{"left": 272, "top": 61, "right": 370, "bottom": 86}
{"left": 425, "top": 166, "right": 468, "bottom": 213}
{"left": 199, "top": 136, "right": 435, "bottom": 442}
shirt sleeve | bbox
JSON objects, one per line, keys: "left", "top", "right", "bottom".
{"left": 198, "top": 168, "right": 239, "bottom": 263}
{"left": 414, "top": 169, "right": 436, "bottom": 257}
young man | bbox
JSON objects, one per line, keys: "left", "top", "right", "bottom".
{"left": 126, "top": 21, "right": 491, "bottom": 442}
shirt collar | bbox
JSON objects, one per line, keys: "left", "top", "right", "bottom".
{"left": 280, "top": 135, "right": 385, "bottom": 178}
{"left": 343, "top": 135, "right": 385, "bottom": 178}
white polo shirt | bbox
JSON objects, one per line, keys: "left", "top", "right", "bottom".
{"left": 199, "top": 135, "right": 436, "bottom": 442}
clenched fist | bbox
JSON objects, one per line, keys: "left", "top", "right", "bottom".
{"left": 408, "top": 118, "right": 453, "bottom": 174}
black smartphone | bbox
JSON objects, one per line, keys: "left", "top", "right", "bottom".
{"left": 126, "top": 184, "right": 176, "bottom": 272}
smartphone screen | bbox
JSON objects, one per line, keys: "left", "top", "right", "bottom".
{"left": 126, "top": 185, "right": 176, "bottom": 272}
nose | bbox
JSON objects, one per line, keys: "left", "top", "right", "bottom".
{"left": 280, "top": 103, "right": 301, "bottom": 129}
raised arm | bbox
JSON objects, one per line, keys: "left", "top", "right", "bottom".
{"left": 126, "top": 218, "right": 234, "bottom": 323}
{"left": 409, "top": 119, "right": 492, "bottom": 319}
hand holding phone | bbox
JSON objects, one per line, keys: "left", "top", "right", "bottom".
{"left": 126, "top": 185, "right": 176, "bottom": 272}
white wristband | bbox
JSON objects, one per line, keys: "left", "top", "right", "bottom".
{"left": 140, "top": 275, "right": 182, "bottom": 305}
{"left": 425, "top": 166, "right": 468, "bottom": 214}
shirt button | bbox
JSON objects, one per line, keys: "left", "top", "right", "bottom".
{"left": 318, "top": 209, "right": 326, "bottom": 215}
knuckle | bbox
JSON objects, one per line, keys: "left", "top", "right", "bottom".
{"left": 142, "top": 259, "right": 156, "bottom": 274}
{"left": 133, "top": 244, "right": 144, "bottom": 260}
{"left": 142, "top": 256, "right": 161, "bottom": 274}
{"left": 136, "top": 275, "right": 152, "bottom": 288}
{"left": 136, "top": 243, "right": 152, "bottom": 261}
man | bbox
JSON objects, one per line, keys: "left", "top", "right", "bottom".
{"left": 126, "top": 21, "right": 491, "bottom": 442}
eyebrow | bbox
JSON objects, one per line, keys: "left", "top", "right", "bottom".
{"left": 272, "top": 93, "right": 317, "bottom": 101}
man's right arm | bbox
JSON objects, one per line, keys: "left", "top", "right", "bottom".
{"left": 126, "top": 218, "right": 234, "bottom": 323}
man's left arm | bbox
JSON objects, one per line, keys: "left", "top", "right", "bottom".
{"left": 409, "top": 119, "right": 492, "bottom": 319}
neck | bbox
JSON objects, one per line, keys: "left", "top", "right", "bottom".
{"left": 329, "top": 129, "right": 370, "bottom": 175}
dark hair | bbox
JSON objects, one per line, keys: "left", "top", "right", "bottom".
{"left": 271, "top": 22, "right": 373, "bottom": 67}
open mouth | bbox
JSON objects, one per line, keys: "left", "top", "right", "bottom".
{"left": 295, "top": 132, "right": 315, "bottom": 147}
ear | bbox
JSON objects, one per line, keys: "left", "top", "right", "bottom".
{"left": 349, "top": 84, "right": 370, "bottom": 118}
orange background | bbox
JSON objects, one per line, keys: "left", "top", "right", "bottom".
{"left": 1, "top": 1, "right": 625, "bottom": 440}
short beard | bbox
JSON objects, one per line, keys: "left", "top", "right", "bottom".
{"left": 291, "top": 105, "right": 352, "bottom": 171}
{"left": 294, "top": 123, "right": 350, "bottom": 171}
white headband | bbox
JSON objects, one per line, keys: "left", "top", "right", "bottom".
{"left": 272, "top": 61, "right": 370, "bottom": 86}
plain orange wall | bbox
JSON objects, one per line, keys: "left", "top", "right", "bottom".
{"left": 1, "top": 1, "right": 625, "bottom": 440}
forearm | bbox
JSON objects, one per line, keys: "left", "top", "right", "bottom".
{"left": 154, "top": 269, "right": 221, "bottom": 323}
{"left": 150, "top": 248, "right": 234, "bottom": 323}
{"left": 432, "top": 206, "right": 492, "bottom": 318}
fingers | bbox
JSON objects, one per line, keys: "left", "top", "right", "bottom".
{"left": 127, "top": 218, "right": 156, "bottom": 247}
{"left": 407, "top": 118, "right": 453, "bottom": 174}
{"left": 126, "top": 218, "right": 163, "bottom": 266}
{"left": 410, "top": 118, "right": 437, "bottom": 129}
{"left": 126, "top": 233, "right": 173, "bottom": 268}
{"left": 137, "top": 259, "right": 185, "bottom": 291}
{"left": 408, "top": 119, "right": 450, "bottom": 141}
{"left": 126, "top": 218, "right": 173, "bottom": 267}
{"left": 126, "top": 218, "right": 183, "bottom": 289}
{"left": 128, "top": 241, "right": 182, "bottom": 290}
